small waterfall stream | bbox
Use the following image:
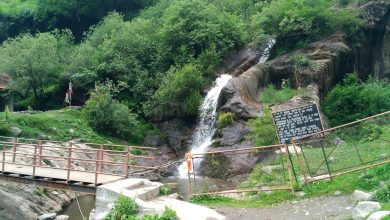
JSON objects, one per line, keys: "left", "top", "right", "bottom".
{"left": 178, "top": 74, "right": 232, "bottom": 178}
{"left": 177, "top": 39, "right": 275, "bottom": 178}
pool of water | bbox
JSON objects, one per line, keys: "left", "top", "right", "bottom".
{"left": 61, "top": 194, "right": 95, "bottom": 220}
{"left": 163, "top": 176, "right": 237, "bottom": 200}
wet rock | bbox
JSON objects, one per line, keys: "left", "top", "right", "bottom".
{"left": 38, "top": 213, "right": 56, "bottom": 220}
{"left": 352, "top": 201, "right": 381, "bottom": 220}
{"left": 144, "top": 135, "right": 165, "bottom": 148}
{"left": 220, "top": 122, "right": 250, "bottom": 146}
{"left": 352, "top": 190, "right": 373, "bottom": 202}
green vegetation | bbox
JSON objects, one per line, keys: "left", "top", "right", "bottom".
{"left": 374, "top": 185, "right": 390, "bottom": 203}
{"left": 252, "top": 0, "right": 363, "bottom": 55}
{"left": 247, "top": 107, "right": 278, "bottom": 146}
{"left": 83, "top": 82, "right": 148, "bottom": 144}
{"left": 324, "top": 74, "right": 390, "bottom": 126}
{"left": 0, "top": 108, "right": 122, "bottom": 143}
{"left": 105, "top": 195, "right": 178, "bottom": 220}
{"left": 217, "top": 112, "right": 234, "bottom": 129}
{"left": 260, "top": 84, "right": 302, "bottom": 105}
{"left": 0, "top": 0, "right": 364, "bottom": 142}
{"left": 159, "top": 185, "right": 171, "bottom": 196}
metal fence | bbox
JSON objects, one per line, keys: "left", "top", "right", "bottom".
{"left": 292, "top": 111, "right": 390, "bottom": 183}
{"left": 185, "top": 144, "right": 295, "bottom": 196}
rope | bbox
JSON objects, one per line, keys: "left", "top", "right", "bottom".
{"left": 74, "top": 192, "right": 86, "bottom": 220}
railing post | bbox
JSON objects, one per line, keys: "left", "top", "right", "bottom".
{"left": 33, "top": 145, "right": 37, "bottom": 177}
{"left": 12, "top": 137, "right": 17, "bottom": 163}
{"left": 67, "top": 142, "right": 73, "bottom": 182}
{"left": 124, "top": 146, "right": 129, "bottom": 178}
{"left": 95, "top": 150, "right": 99, "bottom": 186}
{"left": 1, "top": 143, "right": 4, "bottom": 173}
{"left": 99, "top": 144, "right": 104, "bottom": 172}
{"left": 38, "top": 140, "right": 43, "bottom": 166}
{"left": 284, "top": 144, "right": 295, "bottom": 193}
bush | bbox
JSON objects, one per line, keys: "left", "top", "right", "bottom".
{"left": 374, "top": 184, "right": 390, "bottom": 203}
{"left": 247, "top": 107, "right": 278, "bottom": 146}
{"left": 83, "top": 82, "right": 147, "bottom": 144}
{"left": 104, "top": 195, "right": 138, "bottom": 220}
{"left": 218, "top": 112, "right": 234, "bottom": 129}
{"left": 251, "top": 0, "right": 362, "bottom": 54}
{"left": 146, "top": 64, "right": 203, "bottom": 117}
{"left": 324, "top": 74, "right": 390, "bottom": 126}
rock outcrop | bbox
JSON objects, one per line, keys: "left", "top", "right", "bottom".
{"left": 219, "top": 32, "right": 354, "bottom": 119}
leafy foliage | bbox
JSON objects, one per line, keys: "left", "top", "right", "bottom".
{"left": 251, "top": 0, "right": 363, "bottom": 54}
{"left": 0, "top": 30, "right": 73, "bottom": 109}
{"left": 374, "top": 185, "right": 390, "bottom": 203}
{"left": 83, "top": 82, "right": 147, "bottom": 144}
{"left": 105, "top": 195, "right": 177, "bottom": 220}
{"left": 324, "top": 74, "right": 390, "bottom": 126}
{"left": 218, "top": 112, "right": 234, "bottom": 129}
{"left": 247, "top": 107, "right": 278, "bottom": 146}
{"left": 260, "top": 83, "right": 302, "bottom": 105}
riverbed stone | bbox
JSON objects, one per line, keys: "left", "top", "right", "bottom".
{"left": 38, "top": 213, "right": 56, "bottom": 220}
{"left": 10, "top": 126, "right": 22, "bottom": 136}
{"left": 352, "top": 190, "right": 373, "bottom": 202}
{"left": 352, "top": 201, "right": 381, "bottom": 220}
{"left": 367, "top": 211, "right": 390, "bottom": 220}
{"left": 54, "top": 215, "right": 69, "bottom": 220}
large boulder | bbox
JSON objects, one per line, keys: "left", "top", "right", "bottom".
{"left": 352, "top": 201, "right": 381, "bottom": 220}
{"left": 352, "top": 190, "right": 373, "bottom": 202}
{"left": 367, "top": 211, "right": 390, "bottom": 220}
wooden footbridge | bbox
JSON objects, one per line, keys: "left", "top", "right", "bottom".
{"left": 0, "top": 136, "right": 156, "bottom": 194}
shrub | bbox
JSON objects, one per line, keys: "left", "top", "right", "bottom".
{"left": 83, "top": 82, "right": 147, "bottom": 144}
{"left": 104, "top": 195, "right": 138, "bottom": 220}
{"left": 247, "top": 107, "right": 278, "bottom": 146}
{"left": 159, "top": 186, "right": 171, "bottom": 196}
{"left": 217, "top": 112, "right": 234, "bottom": 129}
{"left": 373, "top": 184, "right": 390, "bottom": 203}
{"left": 324, "top": 74, "right": 390, "bottom": 126}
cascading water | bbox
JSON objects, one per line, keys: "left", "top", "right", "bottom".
{"left": 178, "top": 74, "right": 232, "bottom": 178}
{"left": 177, "top": 40, "right": 275, "bottom": 178}
{"left": 258, "top": 38, "right": 275, "bottom": 64}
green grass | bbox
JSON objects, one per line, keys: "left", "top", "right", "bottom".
{"left": 192, "top": 120, "right": 390, "bottom": 208}
{"left": 260, "top": 85, "right": 304, "bottom": 105}
{"left": 0, "top": 0, "right": 39, "bottom": 15}
{"left": 0, "top": 108, "right": 122, "bottom": 144}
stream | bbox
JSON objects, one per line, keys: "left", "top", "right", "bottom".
{"left": 61, "top": 194, "right": 95, "bottom": 220}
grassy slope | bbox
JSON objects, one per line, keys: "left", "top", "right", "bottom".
{"left": 193, "top": 87, "right": 390, "bottom": 211}
{"left": 0, "top": 109, "right": 122, "bottom": 144}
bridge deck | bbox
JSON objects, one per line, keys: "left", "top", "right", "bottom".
{"left": 0, "top": 163, "right": 124, "bottom": 184}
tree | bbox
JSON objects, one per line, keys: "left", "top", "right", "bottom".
{"left": 0, "top": 30, "right": 73, "bottom": 109}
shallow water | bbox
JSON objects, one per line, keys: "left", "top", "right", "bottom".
{"left": 61, "top": 194, "right": 95, "bottom": 220}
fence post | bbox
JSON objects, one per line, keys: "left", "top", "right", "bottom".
{"left": 12, "top": 137, "right": 17, "bottom": 163}
{"left": 284, "top": 144, "right": 295, "bottom": 192}
{"left": 95, "top": 150, "right": 99, "bottom": 185}
{"left": 320, "top": 140, "right": 332, "bottom": 180}
{"left": 67, "top": 142, "right": 73, "bottom": 182}
{"left": 99, "top": 144, "right": 104, "bottom": 172}
{"left": 124, "top": 146, "right": 129, "bottom": 178}
{"left": 33, "top": 145, "right": 37, "bottom": 177}
{"left": 2, "top": 151, "right": 5, "bottom": 173}
{"left": 38, "top": 140, "right": 43, "bottom": 166}
{"left": 292, "top": 139, "right": 308, "bottom": 183}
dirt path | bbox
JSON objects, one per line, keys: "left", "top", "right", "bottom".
{"left": 216, "top": 196, "right": 354, "bottom": 220}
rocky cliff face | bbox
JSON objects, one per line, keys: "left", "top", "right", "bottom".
{"left": 219, "top": 1, "right": 390, "bottom": 120}
{"left": 355, "top": 1, "right": 390, "bottom": 79}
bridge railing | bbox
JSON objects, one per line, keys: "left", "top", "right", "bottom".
{"left": 292, "top": 111, "right": 390, "bottom": 183}
{"left": 0, "top": 137, "right": 157, "bottom": 185}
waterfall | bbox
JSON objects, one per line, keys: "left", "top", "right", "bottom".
{"left": 178, "top": 74, "right": 232, "bottom": 178}
{"left": 258, "top": 38, "right": 275, "bottom": 64}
